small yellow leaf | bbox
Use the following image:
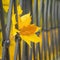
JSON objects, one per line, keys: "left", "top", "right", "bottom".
{"left": 3, "top": 6, "right": 9, "bottom": 12}
{"left": 17, "top": 5, "right": 23, "bottom": 15}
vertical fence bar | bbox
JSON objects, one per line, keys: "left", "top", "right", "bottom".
{"left": 57, "top": 0, "right": 60, "bottom": 56}
{"left": 20, "top": 0, "right": 28, "bottom": 59}
{"left": 29, "top": 0, "right": 35, "bottom": 60}
{"left": 0, "top": 0, "right": 13, "bottom": 60}
{"left": 52, "top": 0, "right": 59, "bottom": 59}
{"left": 58, "top": 0, "right": 60, "bottom": 56}
{"left": 30, "top": 0, "right": 37, "bottom": 60}
{"left": 35, "top": 0, "right": 41, "bottom": 60}
{"left": 33, "top": 0, "right": 38, "bottom": 60}
{"left": 41, "top": 0, "right": 46, "bottom": 60}
{"left": 52, "top": 0, "right": 56, "bottom": 59}
{"left": 48, "top": 0, "right": 55, "bottom": 60}
{"left": 13, "top": 0, "right": 21, "bottom": 60}
{"left": 56, "top": 0, "right": 59, "bottom": 56}
{"left": 21, "top": 0, "right": 29, "bottom": 60}
{"left": 0, "top": 0, "right": 6, "bottom": 41}
{"left": 20, "top": 0, "right": 32, "bottom": 60}
{"left": 47, "top": 0, "right": 52, "bottom": 60}
{"left": 14, "top": 33, "right": 21, "bottom": 60}
{"left": 0, "top": 0, "right": 7, "bottom": 60}
{"left": 14, "top": 38, "right": 19, "bottom": 60}
{"left": 35, "top": 0, "right": 43, "bottom": 60}
{"left": 44, "top": 0, "right": 49, "bottom": 60}
{"left": 4, "top": 0, "right": 13, "bottom": 59}
{"left": 38, "top": 0, "right": 45, "bottom": 60}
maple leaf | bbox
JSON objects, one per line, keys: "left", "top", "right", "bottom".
{"left": 10, "top": 5, "right": 42, "bottom": 47}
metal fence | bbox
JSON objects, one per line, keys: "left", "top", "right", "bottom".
{"left": 0, "top": 0, "right": 60, "bottom": 60}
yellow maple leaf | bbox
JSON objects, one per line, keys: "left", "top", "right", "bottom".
{"left": 10, "top": 5, "right": 42, "bottom": 47}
